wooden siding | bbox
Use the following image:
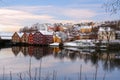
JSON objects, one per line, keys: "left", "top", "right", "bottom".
{"left": 98, "top": 31, "right": 115, "bottom": 40}
{"left": 28, "top": 33, "right": 34, "bottom": 44}
{"left": 21, "top": 33, "right": 29, "bottom": 43}
{"left": 45, "top": 35, "right": 53, "bottom": 44}
{"left": 80, "top": 28, "right": 92, "bottom": 33}
{"left": 53, "top": 36, "right": 61, "bottom": 43}
{"left": 33, "top": 32, "right": 46, "bottom": 45}
{"left": 12, "top": 32, "right": 21, "bottom": 43}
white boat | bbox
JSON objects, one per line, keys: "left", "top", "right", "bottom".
{"left": 64, "top": 40, "right": 95, "bottom": 48}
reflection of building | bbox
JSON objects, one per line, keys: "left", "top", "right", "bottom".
{"left": 12, "top": 46, "right": 21, "bottom": 56}
{"left": 11, "top": 46, "right": 52, "bottom": 60}
{"left": 32, "top": 47, "right": 52, "bottom": 60}
{"left": 32, "top": 47, "right": 48, "bottom": 60}
{"left": 28, "top": 46, "right": 34, "bottom": 56}
{"left": 21, "top": 47, "right": 28, "bottom": 56}
{"left": 53, "top": 47, "right": 61, "bottom": 54}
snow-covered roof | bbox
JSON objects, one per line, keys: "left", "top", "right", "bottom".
{"left": 17, "top": 32, "right": 24, "bottom": 37}
{"left": 75, "top": 39, "right": 93, "bottom": 43}
{"left": 0, "top": 32, "right": 14, "bottom": 37}
{"left": 40, "top": 30, "right": 53, "bottom": 35}
{"left": 80, "top": 26, "right": 92, "bottom": 29}
{"left": 110, "top": 40, "right": 120, "bottom": 43}
{"left": 49, "top": 42, "right": 59, "bottom": 46}
{"left": 1, "top": 36, "right": 12, "bottom": 40}
{"left": 73, "top": 25, "right": 81, "bottom": 30}
{"left": 116, "top": 31, "right": 120, "bottom": 34}
{"left": 99, "top": 27, "right": 112, "bottom": 32}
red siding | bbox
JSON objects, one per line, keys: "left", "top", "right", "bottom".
{"left": 45, "top": 35, "right": 53, "bottom": 44}
{"left": 28, "top": 33, "right": 34, "bottom": 44}
{"left": 33, "top": 32, "right": 46, "bottom": 45}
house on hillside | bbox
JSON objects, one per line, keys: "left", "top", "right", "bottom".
{"left": 98, "top": 27, "right": 115, "bottom": 41}
{"left": 115, "top": 31, "right": 120, "bottom": 40}
{"left": 79, "top": 26, "right": 93, "bottom": 39}
{"left": 53, "top": 32, "right": 62, "bottom": 43}
{"left": 80, "top": 26, "right": 92, "bottom": 33}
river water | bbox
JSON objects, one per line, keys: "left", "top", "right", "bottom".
{"left": 0, "top": 46, "right": 120, "bottom": 80}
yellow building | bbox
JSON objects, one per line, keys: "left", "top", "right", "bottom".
{"left": 53, "top": 35, "right": 61, "bottom": 43}
{"left": 80, "top": 26, "right": 92, "bottom": 33}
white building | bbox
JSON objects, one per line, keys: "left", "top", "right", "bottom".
{"left": 98, "top": 27, "right": 115, "bottom": 41}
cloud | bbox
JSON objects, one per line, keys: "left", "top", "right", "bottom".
{"left": 0, "top": 6, "right": 97, "bottom": 32}
{"left": 6, "top": 5, "right": 96, "bottom": 19}
{"left": 0, "top": 8, "right": 54, "bottom": 32}
{"left": 61, "top": 8, "right": 96, "bottom": 19}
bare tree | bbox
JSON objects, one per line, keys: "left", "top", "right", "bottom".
{"left": 104, "top": 0, "right": 120, "bottom": 14}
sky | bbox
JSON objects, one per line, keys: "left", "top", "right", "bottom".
{"left": 0, "top": 0, "right": 119, "bottom": 32}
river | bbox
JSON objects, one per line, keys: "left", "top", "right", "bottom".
{"left": 0, "top": 46, "right": 120, "bottom": 80}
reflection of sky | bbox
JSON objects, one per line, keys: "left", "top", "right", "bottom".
{"left": 0, "top": 48, "right": 120, "bottom": 80}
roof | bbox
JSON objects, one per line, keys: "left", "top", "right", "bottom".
{"left": 39, "top": 30, "right": 53, "bottom": 35}
{"left": 116, "top": 31, "right": 120, "bottom": 34}
{"left": 1, "top": 36, "right": 12, "bottom": 40}
{"left": 17, "top": 32, "right": 24, "bottom": 37}
{"left": 0, "top": 32, "right": 14, "bottom": 37}
{"left": 80, "top": 26, "right": 92, "bottom": 29}
{"left": 75, "top": 39, "right": 93, "bottom": 43}
{"left": 99, "top": 27, "right": 112, "bottom": 32}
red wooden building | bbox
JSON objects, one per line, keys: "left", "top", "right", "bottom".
{"left": 28, "top": 33, "right": 34, "bottom": 45}
{"left": 45, "top": 35, "right": 53, "bottom": 44}
{"left": 40, "top": 31, "right": 53, "bottom": 45}
{"left": 33, "top": 31, "right": 46, "bottom": 45}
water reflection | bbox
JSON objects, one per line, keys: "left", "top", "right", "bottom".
{"left": 12, "top": 46, "right": 53, "bottom": 60}
{"left": 11, "top": 46, "right": 120, "bottom": 71}
{"left": 52, "top": 47, "right": 120, "bottom": 72}
{"left": 0, "top": 46, "right": 120, "bottom": 80}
